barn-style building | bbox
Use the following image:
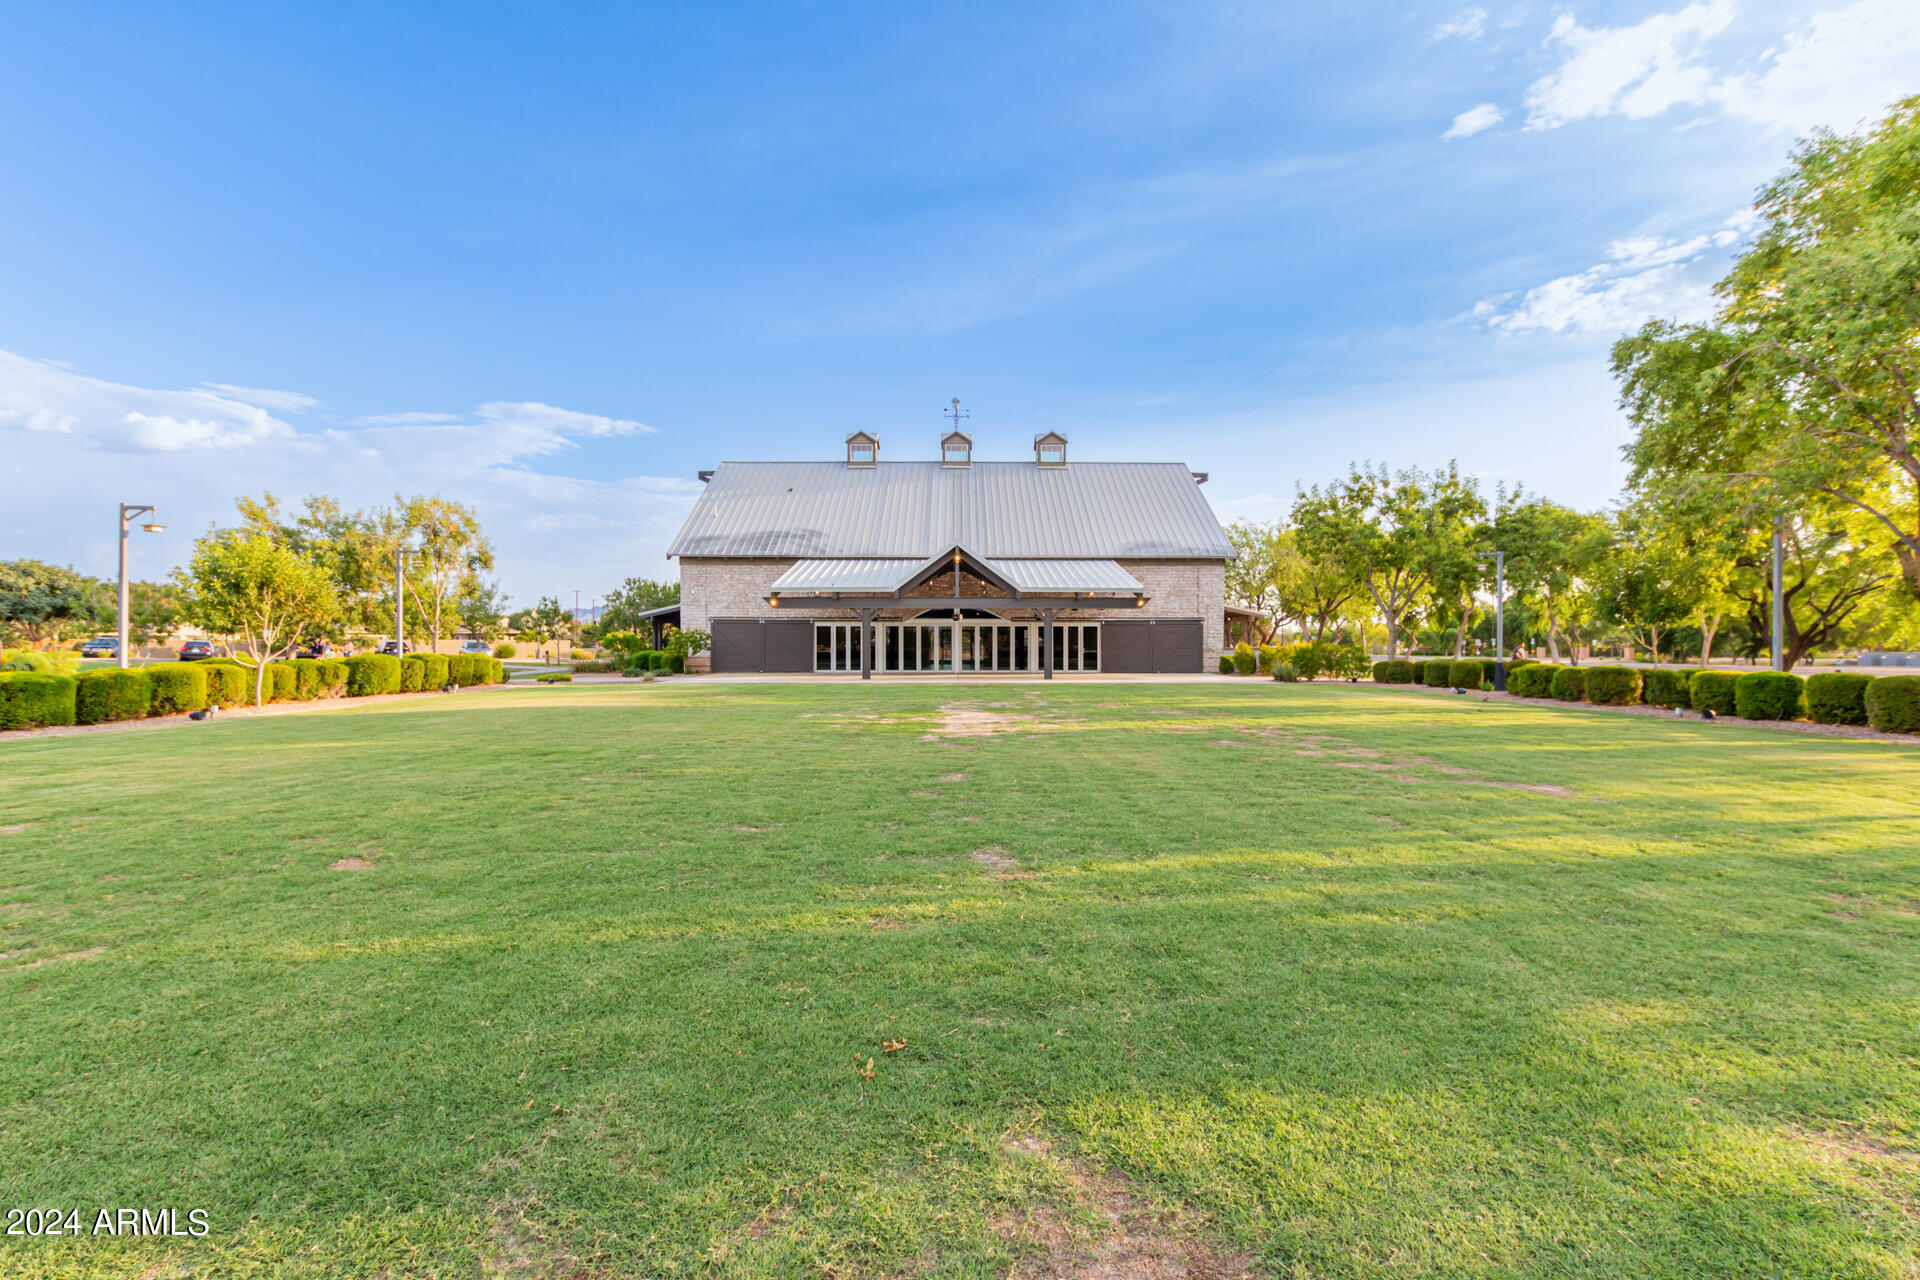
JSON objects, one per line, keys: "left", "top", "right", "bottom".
{"left": 665, "top": 430, "right": 1232, "bottom": 676}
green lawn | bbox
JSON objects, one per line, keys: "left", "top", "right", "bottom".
{"left": 2, "top": 683, "right": 1917, "bottom": 1278}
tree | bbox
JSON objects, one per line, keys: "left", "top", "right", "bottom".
{"left": 392, "top": 495, "right": 493, "bottom": 644}
{"left": 600, "top": 577, "right": 680, "bottom": 633}
{"left": 511, "top": 597, "right": 573, "bottom": 655}
{"left": 1727, "top": 502, "right": 1892, "bottom": 668}
{"left": 1224, "top": 522, "right": 1295, "bottom": 643}
{"left": 1591, "top": 509, "right": 1700, "bottom": 664}
{"left": 1494, "top": 499, "right": 1607, "bottom": 663}
{"left": 178, "top": 530, "right": 338, "bottom": 707}
{"left": 455, "top": 579, "right": 511, "bottom": 641}
{"left": 0, "top": 560, "right": 96, "bottom": 644}
{"left": 1293, "top": 463, "right": 1483, "bottom": 658}
{"left": 1614, "top": 97, "right": 1920, "bottom": 600}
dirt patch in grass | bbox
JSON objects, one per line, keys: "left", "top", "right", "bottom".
{"left": 940, "top": 772, "right": 970, "bottom": 782}
{"left": 972, "top": 847, "right": 1032, "bottom": 879}
{"left": 12, "top": 945, "right": 107, "bottom": 971}
{"left": 927, "top": 706, "right": 1043, "bottom": 739}
{"left": 329, "top": 857, "right": 375, "bottom": 871}
{"left": 0, "top": 823, "right": 31, "bottom": 835}
{"left": 998, "top": 1133, "right": 1257, "bottom": 1280}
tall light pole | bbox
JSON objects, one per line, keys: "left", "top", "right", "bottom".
{"left": 395, "top": 537, "right": 423, "bottom": 653}
{"left": 117, "top": 504, "right": 163, "bottom": 669}
{"left": 1478, "top": 548, "right": 1505, "bottom": 691}
{"left": 1770, "top": 515, "right": 1785, "bottom": 672}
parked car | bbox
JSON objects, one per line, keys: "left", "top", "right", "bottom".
{"left": 379, "top": 640, "right": 408, "bottom": 655}
{"left": 178, "top": 639, "right": 215, "bottom": 661}
{"left": 80, "top": 636, "right": 119, "bottom": 658}
{"left": 459, "top": 640, "right": 490, "bottom": 654}
{"left": 296, "top": 640, "right": 334, "bottom": 659}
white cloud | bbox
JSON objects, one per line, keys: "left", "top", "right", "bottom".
{"left": 1524, "top": 1, "right": 1735, "bottom": 129}
{"left": 201, "top": 383, "right": 322, "bottom": 413}
{"left": 1715, "top": 0, "right": 1920, "bottom": 134}
{"left": 1433, "top": 7, "right": 1489, "bottom": 40}
{"left": 1523, "top": 0, "right": 1920, "bottom": 135}
{"left": 1475, "top": 226, "right": 1741, "bottom": 335}
{"left": 1444, "top": 103, "right": 1506, "bottom": 139}
{"left": 0, "top": 347, "right": 692, "bottom": 603}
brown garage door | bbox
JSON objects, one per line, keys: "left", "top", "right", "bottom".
{"left": 710, "top": 619, "right": 816, "bottom": 673}
{"left": 1099, "top": 619, "right": 1204, "bottom": 673}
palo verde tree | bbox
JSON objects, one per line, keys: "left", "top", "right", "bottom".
{"left": 178, "top": 529, "right": 339, "bottom": 707}
{"left": 1614, "top": 96, "right": 1920, "bottom": 601}
{"left": 1292, "top": 463, "right": 1483, "bottom": 658}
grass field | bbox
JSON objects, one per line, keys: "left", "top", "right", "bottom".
{"left": 3, "top": 682, "right": 1918, "bottom": 1279}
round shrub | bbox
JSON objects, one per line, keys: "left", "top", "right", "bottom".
{"left": 200, "top": 660, "right": 249, "bottom": 707}
{"left": 1218, "top": 654, "right": 1234, "bottom": 674}
{"left": 1422, "top": 661, "right": 1452, "bottom": 688}
{"left": 1270, "top": 662, "right": 1298, "bottom": 683}
{"left": 314, "top": 658, "right": 349, "bottom": 698}
{"left": 1446, "top": 660, "right": 1489, "bottom": 689}
{"left": 1643, "top": 668, "right": 1693, "bottom": 709}
{"left": 494, "top": 641, "right": 517, "bottom": 659}
{"left": 344, "top": 654, "right": 402, "bottom": 697}
{"left": 1734, "top": 672, "right": 1805, "bottom": 721}
{"left": 1232, "top": 643, "right": 1257, "bottom": 675}
{"left": 669, "top": 654, "right": 685, "bottom": 674}
{"left": 1549, "top": 667, "right": 1587, "bottom": 701}
{"left": 1865, "top": 675, "right": 1920, "bottom": 733}
{"left": 487, "top": 657, "right": 505, "bottom": 684}
{"left": 145, "top": 663, "right": 209, "bottom": 714}
{"left": 570, "top": 648, "right": 590, "bottom": 660}
{"left": 1583, "top": 665, "right": 1642, "bottom": 706}
{"left": 1373, "top": 659, "right": 1414, "bottom": 684}
{"left": 287, "top": 658, "right": 323, "bottom": 700}
{"left": 1508, "top": 663, "right": 1556, "bottom": 697}
{"left": 1690, "top": 670, "right": 1740, "bottom": 715}
{"left": 416, "top": 653, "right": 451, "bottom": 689}
{"left": 75, "top": 668, "right": 153, "bottom": 724}
{"left": 0, "top": 672, "right": 77, "bottom": 729}
{"left": 1806, "top": 672, "right": 1872, "bottom": 726}
{"left": 398, "top": 655, "right": 427, "bottom": 692}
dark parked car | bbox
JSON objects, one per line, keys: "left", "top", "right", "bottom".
{"left": 80, "top": 636, "right": 119, "bottom": 658}
{"left": 178, "top": 639, "right": 215, "bottom": 661}
{"left": 379, "top": 640, "right": 408, "bottom": 655}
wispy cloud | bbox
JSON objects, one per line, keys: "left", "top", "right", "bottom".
{"left": 1444, "top": 104, "right": 1505, "bottom": 139}
{"left": 1433, "top": 7, "right": 1488, "bottom": 41}
{"left": 202, "top": 383, "right": 323, "bottom": 413}
{"left": 1523, "top": 0, "right": 1920, "bottom": 134}
{"left": 1473, "top": 224, "right": 1743, "bottom": 335}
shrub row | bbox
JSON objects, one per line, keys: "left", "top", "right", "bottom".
{"left": 2, "top": 653, "right": 507, "bottom": 731}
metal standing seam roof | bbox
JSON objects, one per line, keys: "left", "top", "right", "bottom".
{"left": 666, "top": 461, "right": 1234, "bottom": 560}
{"left": 768, "top": 556, "right": 1145, "bottom": 596}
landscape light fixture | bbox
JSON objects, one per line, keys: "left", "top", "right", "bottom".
{"left": 116, "top": 503, "right": 161, "bottom": 669}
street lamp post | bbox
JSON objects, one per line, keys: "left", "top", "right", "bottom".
{"left": 117, "top": 503, "right": 163, "bottom": 669}
{"left": 395, "top": 538, "right": 424, "bottom": 653}
{"left": 1478, "top": 548, "right": 1505, "bottom": 691}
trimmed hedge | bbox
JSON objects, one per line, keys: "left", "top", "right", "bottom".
{"left": 1549, "top": 666, "right": 1587, "bottom": 701}
{"left": 1806, "top": 672, "right": 1871, "bottom": 726}
{"left": 201, "top": 661, "right": 249, "bottom": 707}
{"left": 1690, "top": 670, "right": 1740, "bottom": 715}
{"left": 75, "top": 668, "right": 153, "bottom": 725}
{"left": 0, "top": 672, "right": 78, "bottom": 729}
{"left": 344, "top": 654, "right": 402, "bottom": 697}
{"left": 1218, "top": 654, "right": 1234, "bottom": 674}
{"left": 1447, "top": 659, "right": 1491, "bottom": 688}
{"left": 1865, "top": 675, "right": 1920, "bottom": 734}
{"left": 416, "top": 653, "right": 451, "bottom": 689}
{"left": 1509, "top": 663, "right": 1558, "bottom": 698}
{"left": 399, "top": 656, "right": 427, "bottom": 692}
{"left": 288, "top": 658, "right": 324, "bottom": 701}
{"left": 1643, "top": 668, "right": 1693, "bottom": 709}
{"left": 316, "top": 659, "right": 348, "bottom": 697}
{"left": 1583, "top": 665, "right": 1641, "bottom": 706}
{"left": 1735, "top": 672, "right": 1805, "bottom": 721}
{"left": 1373, "top": 659, "right": 1414, "bottom": 684}
{"left": 264, "top": 662, "right": 297, "bottom": 702}
{"left": 145, "top": 663, "right": 210, "bottom": 714}
{"left": 1422, "top": 661, "right": 1452, "bottom": 688}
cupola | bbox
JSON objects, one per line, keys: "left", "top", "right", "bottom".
{"left": 940, "top": 430, "right": 972, "bottom": 467}
{"left": 846, "top": 431, "right": 878, "bottom": 468}
{"left": 1034, "top": 431, "right": 1067, "bottom": 467}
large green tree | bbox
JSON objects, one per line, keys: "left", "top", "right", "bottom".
{"left": 1492, "top": 500, "right": 1607, "bottom": 663}
{"left": 600, "top": 577, "right": 680, "bottom": 634}
{"left": 0, "top": 559, "right": 96, "bottom": 644}
{"left": 1293, "top": 464, "right": 1482, "bottom": 658}
{"left": 178, "top": 530, "right": 339, "bottom": 707}
{"left": 1614, "top": 97, "right": 1920, "bottom": 600}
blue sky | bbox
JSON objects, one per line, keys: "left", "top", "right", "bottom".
{"left": 3, "top": 1, "right": 1914, "bottom": 604}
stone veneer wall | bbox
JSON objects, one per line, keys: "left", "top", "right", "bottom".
{"left": 677, "top": 556, "right": 1228, "bottom": 661}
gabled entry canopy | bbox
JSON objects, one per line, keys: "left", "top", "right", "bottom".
{"left": 767, "top": 545, "right": 1144, "bottom": 605}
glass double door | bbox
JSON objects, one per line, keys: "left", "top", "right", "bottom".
{"left": 875, "top": 621, "right": 1099, "bottom": 673}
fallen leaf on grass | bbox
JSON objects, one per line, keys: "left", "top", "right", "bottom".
{"left": 855, "top": 1056, "right": 875, "bottom": 1080}
{"left": 882, "top": 1039, "right": 907, "bottom": 1053}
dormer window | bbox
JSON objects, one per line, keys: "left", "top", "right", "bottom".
{"left": 941, "top": 430, "right": 972, "bottom": 467}
{"left": 1034, "top": 431, "right": 1067, "bottom": 467}
{"left": 846, "top": 431, "right": 878, "bottom": 468}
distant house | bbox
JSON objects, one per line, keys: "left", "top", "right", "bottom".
{"left": 665, "top": 430, "right": 1232, "bottom": 676}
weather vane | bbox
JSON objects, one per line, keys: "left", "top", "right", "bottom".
{"left": 946, "top": 397, "right": 969, "bottom": 432}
